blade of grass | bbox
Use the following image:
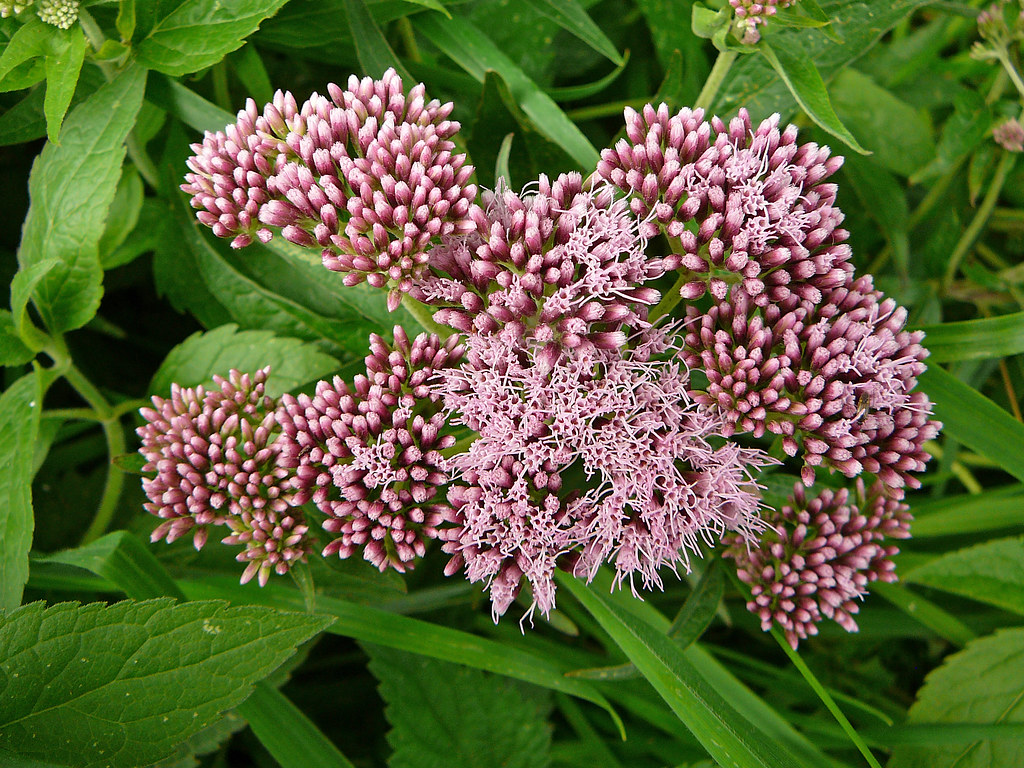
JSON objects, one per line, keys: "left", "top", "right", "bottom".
{"left": 918, "top": 311, "right": 1024, "bottom": 362}
{"left": 521, "top": 0, "right": 623, "bottom": 65}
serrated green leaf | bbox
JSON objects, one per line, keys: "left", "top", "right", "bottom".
{"left": 343, "top": 0, "right": 413, "bottom": 83}
{"left": 0, "top": 599, "right": 333, "bottom": 768}
{"left": 559, "top": 574, "right": 797, "bottom": 768}
{"left": 150, "top": 324, "right": 340, "bottom": 398}
{"left": 521, "top": 0, "right": 622, "bottom": 65}
{"left": 17, "top": 64, "right": 147, "bottom": 334}
{"left": 42, "top": 25, "right": 86, "bottom": 144}
{"left": 904, "top": 537, "right": 1024, "bottom": 617}
{"left": 416, "top": 13, "right": 600, "bottom": 170}
{"left": 759, "top": 42, "right": 869, "bottom": 154}
{"left": 890, "top": 628, "right": 1024, "bottom": 768}
{"left": 0, "top": 17, "right": 51, "bottom": 87}
{"left": 919, "top": 366, "right": 1024, "bottom": 483}
{"left": 136, "top": 0, "right": 290, "bottom": 76}
{"left": 367, "top": 644, "right": 552, "bottom": 768}
{"left": 918, "top": 312, "right": 1024, "bottom": 362}
{"left": 0, "top": 373, "right": 44, "bottom": 611}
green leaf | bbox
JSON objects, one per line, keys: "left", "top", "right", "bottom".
{"left": 669, "top": 560, "right": 726, "bottom": 649}
{"left": 0, "top": 17, "right": 51, "bottom": 87}
{"left": 151, "top": 324, "right": 341, "bottom": 398}
{"left": 136, "top": 0, "right": 290, "bottom": 77}
{"left": 0, "top": 312, "right": 34, "bottom": 367}
{"left": 918, "top": 312, "right": 1024, "bottom": 362}
{"left": 919, "top": 366, "right": 1024, "bottom": 483}
{"left": 841, "top": 155, "right": 909, "bottom": 275}
{"left": 495, "top": 132, "right": 514, "bottom": 186}
{"left": 44, "top": 531, "right": 186, "bottom": 602}
{"left": 830, "top": 68, "right": 934, "bottom": 176}
{"left": 890, "top": 629, "right": 1024, "bottom": 768}
{"left": 559, "top": 575, "right": 796, "bottom": 768}
{"left": 0, "top": 599, "right": 333, "bottom": 768}
{"left": 42, "top": 25, "right": 86, "bottom": 144}
{"left": 637, "top": 0, "right": 707, "bottom": 102}
{"left": 239, "top": 683, "right": 357, "bottom": 768}
{"left": 230, "top": 43, "right": 273, "bottom": 106}
{"left": 0, "top": 374, "right": 44, "bottom": 611}
{"left": 102, "top": 198, "right": 169, "bottom": 269}
{"left": 117, "top": 0, "right": 137, "bottom": 41}
{"left": 97, "top": 167, "right": 144, "bottom": 262}
{"left": 0, "top": 65, "right": 103, "bottom": 147}
{"left": 343, "top": 0, "right": 413, "bottom": 83}
{"left": 146, "top": 74, "right": 234, "bottom": 134}
{"left": 759, "top": 42, "right": 869, "bottom": 154}
{"left": 904, "top": 537, "right": 1024, "bottom": 617}
{"left": 910, "top": 90, "right": 992, "bottom": 184}
{"left": 416, "top": 13, "right": 600, "bottom": 170}
{"left": 910, "top": 487, "right": 1024, "bottom": 537}
{"left": 16, "top": 64, "right": 147, "bottom": 334}
{"left": 521, "top": 0, "right": 623, "bottom": 65}
{"left": 367, "top": 644, "right": 552, "bottom": 768}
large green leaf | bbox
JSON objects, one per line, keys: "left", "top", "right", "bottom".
{"left": 136, "top": 0, "right": 291, "bottom": 76}
{"left": 41, "top": 25, "right": 86, "bottom": 143}
{"left": 416, "top": 13, "right": 600, "bottom": 170}
{"left": 890, "top": 629, "right": 1024, "bottom": 768}
{"left": 343, "top": 0, "right": 413, "bottom": 82}
{"left": 0, "top": 599, "right": 332, "bottom": 768}
{"left": 521, "top": 0, "right": 623, "bottom": 65}
{"left": 919, "top": 366, "right": 1024, "bottom": 484}
{"left": 150, "top": 324, "right": 341, "bottom": 398}
{"left": 904, "top": 538, "right": 1024, "bottom": 617}
{"left": 909, "top": 487, "right": 1024, "bottom": 538}
{"left": 919, "top": 312, "right": 1024, "bottom": 362}
{"left": 559, "top": 575, "right": 796, "bottom": 768}
{"left": 0, "top": 374, "right": 44, "bottom": 611}
{"left": 367, "top": 644, "right": 552, "bottom": 768}
{"left": 17, "top": 64, "right": 147, "bottom": 334}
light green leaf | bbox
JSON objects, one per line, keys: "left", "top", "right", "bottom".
{"left": 136, "top": 0, "right": 290, "bottom": 76}
{"left": 904, "top": 537, "right": 1024, "bottom": 617}
{"left": 367, "top": 644, "right": 552, "bottom": 768}
{"left": 0, "top": 374, "right": 44, "bottom": 611}
{"left": 0, "top": 17, "right": 51, "bottom": 87}
{"left": 343, "top": 0, "right": 413, "bottom": 83}
{"left": 919, "top": 366, "right": 1024, "bottom": 484}
{"left": 918, "top": 312, "right": 1024, "bottom": 362}
{"left": 42, "top": 25, "right": 86, "bottom": 144}
{"left": 559, "top": 575, "right": 796, "bottom": 768}
{"left": 521, "top": 0, "right": 622, "bottom": 64}
{"left": 117, "top": 0, "right": 137, "bottom": 41}
{"left": 416, "top": 13, "right": 600, "bottom": 170}
{"left": 0, "top": 312, "right": 34, "bottom": 367}
{"left": 890, "top": 629, "right": 1024, "bottom": 768}
{"left": 17, "top": 64, "right": 147, "bottom": 334}
{"left": 0, "top": 599, "right": 333, "bottom": 768}
{"left": 759, "top": 42, "right": 869, "bottom": 154}
{"left": 150, "top": 324, "right": 341, "bottom": 398}
{"left": 910, "top": 487, "right": 1024, "bottom": 538}
{"left": 97, "top": 167, "right": 144, "bottom": 262}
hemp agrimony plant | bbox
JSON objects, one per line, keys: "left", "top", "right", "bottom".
{"left": 1, "top": 2, "right": 1023, "bottom": 768}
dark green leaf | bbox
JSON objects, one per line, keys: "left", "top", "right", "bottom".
{"left": 146, "top": 74, "right": 234, "bottom": 134}
{"left": 910, "top": 90, "right": 992, "bottom": 184}
{"left": 343, "top": 0, "right": 412, "bottom": 83}
{"left": 918, "top": 312, "right": 1024, "bottom": 362}
{"left": 0, "top": 599, "right": 333, "bottom": 768}
{"left": 17, "top": 64, "right": 147, "bottom": 334}
{"left": 919, "top": 366, "right": 1024, "bottom": 483}
{"left": 910, "top": 486, "right": 1024, "bottom": 537}
{"left": 42, "top": 25, "right": 86, "bottom": 144}
{"left": 0, "top": 374, "right": 43, "bottom": 611}
{"left": 117, "top": 0, "right": 137, "bottom": 41}
{"left": 230, "top": 43, "right": 273, "bottom": 106}
{"left": 150, "top": 324, "right": 340, "bottom": 398}
{"left": 560, "top": 574, "right": 797, "bottom": 768}
{"left": 102, "top": 198, "right": 169, "bottom": 269}
{"left": 0, "top": 64, "right": 103, "bottom": 147}
{"left": 759, "top": 42, "right": 869, "bottom": 154}
{"left": 890, "top": 629, "right": 1024, "bottom": 768}
{"left": 136, "top": 0, "right": 290, "bottom": 76}
{"left": 904, "top": 537, "right": 1024, "bottom": 616}
{"left": 669, "top": 560, "right": 726, "bottom": 649}
{"left": 367, "top": 644, "right": 552, "bottom": 768}
{"left": 842, "top": 155, "right": 909, "bottom": 275}
{"left": 637, "top": 0, "right": 707, "bottom": 102}
{"left": 416, "top": 13, "right": 600, "bottom": 170}
{"left": 521, "top": 0, "right": 622, "bottom": 65}
{"left": 97, "top": 167, "right": 144, "bottom": 262}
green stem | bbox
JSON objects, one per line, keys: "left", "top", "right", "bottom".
{"left": 63, "top": 365, "right": 128, "bottom": 545}
{"left": 695, "top": 50, "right": 738, "bottom": 111}
{"left": 996, "top": 52, "right": 1024, "bottom": 100}
{"left": 649, "top": 271, "right": 691, "bottom": 322}
{"left": 770, "top": 628, "right": 884, "bottom": 768}
{"left": 403, "top": 296, "right": 450, "bottom": 337}
{"left": 41, "top": 408, "right": 104, "bottom": 422}
{"left": 943, "top": 151, "right": 1018, "bottom": 290}
{"left": 398, "top": 17, "right": 421, "bottom": 63}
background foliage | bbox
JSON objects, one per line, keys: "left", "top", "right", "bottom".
{"left": 1, "top": 0, "right": 1023, "bottom": 766}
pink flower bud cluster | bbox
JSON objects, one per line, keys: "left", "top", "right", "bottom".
{"left": 138, "top": 369, "right": 310, "bottom": 586}
{"left": 724, "top": 479, "right": 911, "bottom": 648}
{"left": 729, "top": 0, "right": 795, "bottom": 44}
{"left": 437, "top": 328, "right": 774, "bottom": 620}
{"left": 183, "top": 69, "right": 477, "bottom": 311}
{"left": 597, "top": 106, "right": 851, "bottom": 307}
{"left": 276, "top": 327, "right": 464, "bottom": 572}
{"left": 994, "top": 118, "right": 1024, "bottom": 152}
{"left": 415, "top": 173, "right": 665, "bottom": 349}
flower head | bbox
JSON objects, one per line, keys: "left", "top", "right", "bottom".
{"left": 725, "top": 479, "right": 911, "bottom": 648}
{"left": 276, "top": 327, "right": 463, "bottom": 572}
{"left": 183, "top": 69, "right": 477, "bottom": 310}
{"left": 36, "top": 0, "right": 77, "bottom": 28}
{"left": 439, "top": 328, "right": 774, "bottom": 620}
{"left": 138, "top": 368, "right": 310, "bottom": 584}
{"left": 994, "top": 118, "right": 1024, "bottom": 152}
{"left": 597, "top": 106, "right": 851, "bottom": 306}
{"left": 0, "top": 2, "right": 32, "bottom": 18}
{"left": 416, "top": 173, "right": 664, "bottom": 349}
{"left": 730, "top": 0, "right": 795, "bottom": 44}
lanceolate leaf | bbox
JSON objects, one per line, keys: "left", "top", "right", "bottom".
{"left": 136, "top": 0, "right": 290, "bottom": 77}
{"left": 910, "top": 486, "right": 1024, "bottom": 537}
{"left": 904, "top": 537, "right": 1024, "bottom": 617}
{"left": 17, "top": 64, "right": 147, "bottom": 334}
{"left": 918, "top": 312, "right": 1024, "bottom": 362}
{"left": 42, "top": 25, "right": 86, "bottom": 143}
{"left": 343, "top": 0, "right": 413, "bottom": 83}
{"left": 0, "top": 600, "right": 333, "bottom": 768}
{"left": 521, "top": 0, "right": 623, "bottom": 65}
